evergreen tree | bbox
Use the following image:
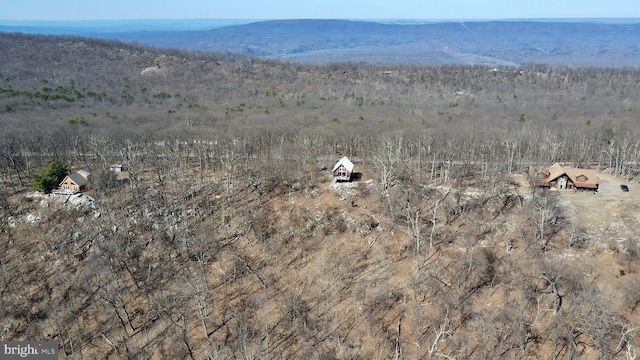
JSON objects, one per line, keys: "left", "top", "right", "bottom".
{"left": 33, "top": 159, "right": 67, "bottom": 192}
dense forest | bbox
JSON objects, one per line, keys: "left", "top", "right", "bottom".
{"left": 2, "top": 32, "right": 640, "bottom": 359}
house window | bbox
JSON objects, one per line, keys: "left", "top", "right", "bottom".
{"left": 337, "top": 165, "right": 350, "bottom": 178}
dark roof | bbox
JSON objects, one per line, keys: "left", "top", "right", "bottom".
{"left": 63, "top": 172, "right": 88, "bottom": 186}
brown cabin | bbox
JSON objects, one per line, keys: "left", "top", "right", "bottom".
{"left": 535, "top": 163, "right": 599, "bottom": 191}
{"left": 58, "top": 170, "right": 90, "bottom": 193}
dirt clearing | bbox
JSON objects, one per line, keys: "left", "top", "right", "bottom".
{"left": 558, "top": 172, "right": 640, "bottom": 249}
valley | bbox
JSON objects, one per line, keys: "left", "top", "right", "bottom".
{"left": 1, "top": 31, "right": 640, "bottom": 358}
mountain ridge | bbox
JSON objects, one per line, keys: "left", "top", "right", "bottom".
{"left": 2, "top": 19, "right": 640, "bottom": 67}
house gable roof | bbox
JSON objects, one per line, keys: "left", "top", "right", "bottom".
{"left": 536, "top": 163, "right": 599, "bottom": 189}
{"left": 332, "top": 156, "right": 354, "bottom": 173}
{"left": 76, "top": 169, "right": 91, "bottom": 179}
{"left": 61, "top": 172, "right": 88, "bottom": 187}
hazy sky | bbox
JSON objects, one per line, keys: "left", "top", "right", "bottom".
{"left": 1, "top": 0, "right": 639, "bottom": 21}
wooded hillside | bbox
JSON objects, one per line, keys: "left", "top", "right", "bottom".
{"left": 2, "top": 33, "right": 640, "bottom": 359}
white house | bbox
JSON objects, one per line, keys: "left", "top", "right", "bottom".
{"left": 109, "top": 164, "right": 123, "bottom": 173}
{"left": 332, "top": 156, "right": 354, "bottom": 181}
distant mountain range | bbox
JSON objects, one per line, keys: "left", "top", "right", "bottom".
{"left": 2, "top": 19, "right": 640, "bottom": 67}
